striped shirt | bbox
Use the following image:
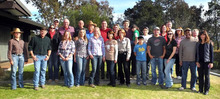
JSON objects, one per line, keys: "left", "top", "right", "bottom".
{"left": 88, "top": 36, "right": 105, "bottom": 57}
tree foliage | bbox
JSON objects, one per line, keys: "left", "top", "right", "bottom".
{"left": 25, "top": 0, "right": 113, "bottom": 27}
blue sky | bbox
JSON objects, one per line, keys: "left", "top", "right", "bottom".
{"left": 20, "top": 0, "right": 210, "bottom": 22}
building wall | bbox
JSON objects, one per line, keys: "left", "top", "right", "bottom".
{"left": 0, "top": 25, "right": 11, "bottom": 62}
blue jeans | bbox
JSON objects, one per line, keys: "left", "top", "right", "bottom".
{"left": 181, "top": 61, "right": 197, "bottom": 89}
{"left": 164, "top": 59, "right": 176, "bottom": 87}
{"left": 150, "top": 58, "right": 164, "bottom": 85}
{"left": 106, "top": 60, "right": 116, "bottom": 85}
{"left": 89, "top": 55, "right": 102, "bottom": 85}
{"left": 11, "top": 54, "right": 24, "bottom": 89}
{"left": 60, "top": 58, "right": 74, "bottom": 87}
{"left": 33, "top": 55, "right": 47, "bottom": 87}
{"left": 136, "top": 60, "right": 147, "bottom": 85}
{"left": 48, "top": 51, "right": 59, "bottom": 80}
{"left": 75, "top": 56, "right": 87, "bottom": 85}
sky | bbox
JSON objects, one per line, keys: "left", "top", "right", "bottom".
{"left": 20, "top": 0, "right": 211, "bottom": 22}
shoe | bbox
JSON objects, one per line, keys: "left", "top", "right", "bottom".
{"left": 178, "top": 87, "right": 185, "bottom": 91}
{"left": 177, "top": 76, "right": 182, "bottom": 80}
{"left": 11, "top": 88, "right": 16, "bottom": 90}
{"left": 112, "top": 84, "right": 116, "bottom": 87}
{"left": 191, "top": 88, "right": 197, "bottom": 92}
{"left": 68, "top": 86, "right": 73, "bottom": 88}
{"left": 48, "top": 79, "right": 52, "bottom": 83}
{"left": 151, "top": 83, "right": 156, "bottom": 85}
{"left": 76, "top": 85, "right": 80, "bottom": 87}
{"left": 90, "top": 84, "right": 96, "bottom": 88}
{"left": 55, "top": 79, "right": 59, "bottom": 83}
{"left": 119, "top": 83, "right": 124, "bottom": 85}
{"left": 162, "top": 86, "right": 169, "bottom": 89}
{"left": 34, "top": 87, "right": 39, "bottom": 91}
{"left": 159, "top": 85, "right": 164, "bottom": 89}
{"left": 107, "top": 83, "right": 112, "bottom": 86}
{"left": 41, "top": 85, "right": 45, "bottom": 89}
{"left": 204, "top": 91, "right": 209, "bottom": 95}
{"left": 137, "top": 82, "right": 141, "bottom": 86}
{"left": 127, "top": 84, "right": 130, "bottom": 87}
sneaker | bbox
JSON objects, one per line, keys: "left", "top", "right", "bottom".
{"left": 34, "top": 87, "right": 39, "bottom": 91}
{"left": 177, "top": 76, "right": 182, "bottom": 80}
{"left": 191, "top": 88, "right": 197, "bottom": 92}
{"left": 90, "top": 84, "right": 96, "bottom": 88}
{"left": 48, "top": 79, "right": 52, "bottom": 83}
{"left": 204, "top": 91, "right": 209, "bottom": 95}
{"left": 55, "top": 79, "right": 59, "bottom": 83}
{"left": 41, "top": 85, "right": 45, "bottom": 89}
{"left": 179, "top": 87, "right": 185, "bottom": 91}
{"left": 76, "top": 85, "right": 80, "bottom": 87}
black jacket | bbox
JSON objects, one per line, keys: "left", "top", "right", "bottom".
{"left": 46, "top": 30, "right": 60, "bottom": 52}
{"left": 196, "top": 41, "right": 214, "bottom": 63}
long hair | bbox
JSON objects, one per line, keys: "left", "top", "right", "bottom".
{"left": 175, "top": 27, "right": 184, "bottom": 38}
{"left": 198, "top": 30, "right": 210, "bottom": 43}
{"left": 160, "top": 25, "right": 167, "bottom": 33}
{"left": 78, "top": 29, "right": 88, "bottom": 43}
{"left": 62, "top": 31, "right": 72, "bottom": 41}
{"left": 167, "top": 30, "right": 175, "bottom": 42}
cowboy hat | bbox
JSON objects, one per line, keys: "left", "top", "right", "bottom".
{"left": 10, "top": 28, "right": 23, "bottom": 34}
{"left": 88, "top": 21, "right": 97, "bottom": 27}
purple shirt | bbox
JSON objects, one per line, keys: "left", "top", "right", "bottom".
{"left": 124, "top": 28, "right": 133, "bottom": 41}
{"left": 58, "top": 26, "right": 75, "bottom": 37}
{"left": 88, "top": 36, "right": 105, "bottom": 57}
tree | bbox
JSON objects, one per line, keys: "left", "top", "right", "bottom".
{"left": 25, "top": 0, "right": 113, "bottom": 27}
{"left": 204, "top": 0, "right": 220, "bottom": 50}
{"left": 124, "top": 0, "right": 164, "bottom": 31}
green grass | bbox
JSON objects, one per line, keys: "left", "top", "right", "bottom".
{"left": 0, "top": 65, "right": 220, "bottom": 99}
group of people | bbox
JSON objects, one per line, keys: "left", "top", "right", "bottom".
{"left": 8, "top": 19, "right": 214, "bottom": 95}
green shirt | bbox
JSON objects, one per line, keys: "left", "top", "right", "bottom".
{"left": 133, "top": 30, "right": 140, "bottom": 41}
{"left": 28, "top": 35, "right": 51, "bottom": 55}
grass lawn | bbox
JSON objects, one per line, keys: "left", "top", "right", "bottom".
{"left": 0, "top": 65, "right": 220, "bottom": 99}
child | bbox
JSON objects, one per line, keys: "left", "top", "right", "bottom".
{"left": 134, "top": 36, "right": 147, "bottom": 85}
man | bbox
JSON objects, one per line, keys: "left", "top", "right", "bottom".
{"left": 179, "top": 28, "right": 198, "bottom": 91}
{"left": 8, "top": 28, "right": 27, "bottom": 90}
{"left": 28, "top": 27, "right": 51, "bottom": 91}
{"left": 46, "top": 25, "right": 60, "bottom": 83}
{"left": 123, "top": 19, "right": 136, "bottom": 79}
{"left": 85, "top": 21, "right": 97, "bottom": 80}
{"left": 166, "top": 21, "right": 175, "bottom": 34}
{"left": 58, "top": 18, "right": 75, "bottom": 77}
{"left": 73, "top": 20, "right": 87, "bottom": 41}
{"left": 54, "top": 18, "right": 59, "bottom": 30}
{"left": 147, "top": 27, "right": 166, "bottom": 88}
{"left": 100, "top": 20, "right": 111, "bottom": 79}
{"left": 58, "top": 19, "right": 75, "bottom": 37}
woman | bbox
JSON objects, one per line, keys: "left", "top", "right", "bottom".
{"left": 58, "top": 31, "right": 75, "bottom": 88}
{"left": 196, "top": 30, "right": 214, "bottom": 95}
{"left": 117, "top": 29, "right": 131, "bottom": 87}
{"left": 175, "top": 27, "right": 185, "bottom": 79}
{"left": 160, "top": 25, "right": 167, "bottom": 42}
{"left": 74, "top": 29, "right": 89, "bottom": 87}
{"left": 46, "top": 24, "right": 60, "bottom": 83}
{"left": 162, "top": 30, "right": 177, "bottom": 89}
{"left": 105, "top": 30, "right": 118, "bottom": 87}
{"left": 8, "top": 28, "right": 26, "bottom": 90}
{"left": 113, "top": 24, "right": 120, "bottom": 40}
{"left": 88, "top": 27, "right": 105, "bottom": 88}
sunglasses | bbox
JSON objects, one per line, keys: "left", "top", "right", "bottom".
{"left": 167, "top": 33, "right": 173, "bottom": 35}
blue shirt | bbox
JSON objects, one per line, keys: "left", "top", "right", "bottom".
{"left": 86, "top": 30, "right": 94, "bottom": 40}
{"left": 134, "top": 43, "right": 147, "bottom": 61}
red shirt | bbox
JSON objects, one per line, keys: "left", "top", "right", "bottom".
{"left": 100, "top": 28, "right": 111, "bottom": 42}
{"left": 160, "top": 33, "right": 168, "bottom": 42}
{"left": 49, "top": 31, "right": 56, "bottom": 39}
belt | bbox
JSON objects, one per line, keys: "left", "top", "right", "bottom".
{"left": 12, "top": 53, "right": 22, "bottom": 56}
{"left": 118, "top": 51, "right": 127, "bottom": 54}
